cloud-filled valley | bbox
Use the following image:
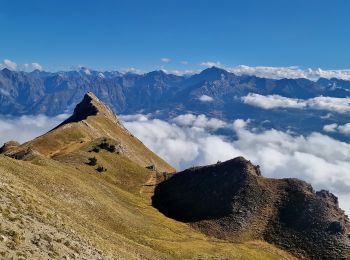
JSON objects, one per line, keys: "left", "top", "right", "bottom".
{"left": 121, "top": 114, "right": 350, "bottom": 214}
{"left": 0, "top": 114, "right": 69, "bottom": 145}
{"left": 1, "top": 112, "right": 350, "bottom": 214}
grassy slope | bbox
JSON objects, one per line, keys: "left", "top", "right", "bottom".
{"left": 0, "top": 153, "right": 296, "bottom": 259}
{"left": 7, "top": 114, "right": 175, "bottom": 174}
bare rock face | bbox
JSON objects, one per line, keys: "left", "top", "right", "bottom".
{"left": 56, "top": 92, "right": 119, "bottom": 128}
{"left": 152, "top": 157, "right": 350, "bottom": 259}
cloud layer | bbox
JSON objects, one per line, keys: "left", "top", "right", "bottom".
{"left": 242, "top": 93, "right": 350, "bottom": 113}
{"left": 121, "top": 114, "right": 350, "bottom": 214}
{"left": 0, "top": 114, "right": 69, "bottom": 146}
{"left": 229, "top": 65, "right": 350, "bottom": 80}
{"left": 323, "top": 123, "right": 350, "bottom": 136}
{"left": 200, "top": 62, "right": 350, "bottom": 80}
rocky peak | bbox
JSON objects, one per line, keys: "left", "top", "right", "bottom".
{"left": 1, "top": 68, "right": 14, "bottom": 78}
{"left": 57, "top": 92, "right": 119, "bottom": 127}
{"left": 152, "top": 157, "right": 263, "bottom": 223}
{"left": 199, "top": 66, "right": 230, "bottom": 78}
{"left": 218, "top": 156, "right": 261, "bottom": 176}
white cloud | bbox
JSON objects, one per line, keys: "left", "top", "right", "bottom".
{"left": 242, "top": 94, "right": 306, "bottom": 109}
{"left": 321, "top": 113, "right": 333, "bottom": 119}
{"left": 30, "top": 62, "right": 42, "bottom": 71}
{"left": 2, "top": 59, "right": 17, "bottom": 70}
{"left": 197, "top": 62, "right": 350, "bottom": 80}
{"left": 242, "top": 93, "right": 350, "bottom": 113}
{"left": 120, "top": 114, "right": 149, "bottom": 122}
{"left": 323, "top": 122, "right": 350, "bottom": 136}
{"left": 228, "top": 65, "right": 350, "bottom": 80}
{"left": 122, "top": 67, "right": 144, "bottom": 75}
{"left": 338, "top": 124, "right": 350, "bottom": 135}
{"left": 198, "top": 95, "right": 214, "bottom": 102}
{"left": 323, "top": 123, "right": 338, "bottom": 133}
{"left": 0, "top": 114, "right": 69, "bottom": 146}
{"left": 306, "top": 96, "right": 350, "bottom": 113}
{"left": 161, "top": 58, "right": 171, "bottom": 63}
{"left": 122, "top": 114, "right": 350, "bottom": 214}
{"left": 200, "top": 61, "right": 224, "bottom": 68}
{"left": 23, "top": 62, "right": 43, "bottom": 71}
{"left": 0, "top": 59, "right": 43, "bottom": 71}
{"left": 172, "top": 114, "right": 226, "bottom": 130}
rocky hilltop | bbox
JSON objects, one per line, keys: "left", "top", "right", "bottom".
{"left": 153, "top": 157, "right": 350, "bottom": 259}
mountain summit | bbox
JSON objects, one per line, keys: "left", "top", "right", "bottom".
{"left": 3, "top": 92, "right": 175, "bottom": 173}
{"left": 57, "top": 92, "right": 118, "bottom": 127}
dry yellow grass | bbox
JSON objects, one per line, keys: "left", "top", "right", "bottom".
{"left": 0, "top": 154, "right": 296, "bottom": 259}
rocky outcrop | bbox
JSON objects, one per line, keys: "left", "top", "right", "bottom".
{"left": 55, "top": 92, "right": 119, "bottom": 129}
{"left": 0, "top": 141, "right": 20, "bottom": 154}
{"left": 152, "top": 157, "right": 350, "bottom": 259}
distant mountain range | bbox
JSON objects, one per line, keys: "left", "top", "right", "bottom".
{"left": 1, "top": 66, "right": 350, "bottom": 116}
{"left": 2, "top": 66, "right": 350, "bottom": 139}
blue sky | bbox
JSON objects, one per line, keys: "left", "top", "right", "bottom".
{"left": 1, "top": 0, "right": 350, "bottom": 71}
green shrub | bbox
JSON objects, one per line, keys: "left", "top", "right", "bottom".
{"left": 90, "top": 147, "right": 100, "bottom": 153}
{"left": 107, "top": 144, "right": 116, "bottom": 152}
{"left": 98, "top": 141, "right": 116, "bottom": 153}
{"left": 96, "top": 165, "right": 107, "bottom": 173}
{"left": 87, "top": 157, "right": 97, "bottom": 166}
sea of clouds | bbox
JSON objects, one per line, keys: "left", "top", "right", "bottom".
{"left": 0, "top": 114, "right": 69, "bottom": 145}
{"left": 1, "top": 112, "right": 350, "bottom": 214}
{"left": 121, "top": 114, "right": 350, "bottom": 214}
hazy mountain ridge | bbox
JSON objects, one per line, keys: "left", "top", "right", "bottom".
{"left": 1, "top": 67, "right": 349, "bottom": 117}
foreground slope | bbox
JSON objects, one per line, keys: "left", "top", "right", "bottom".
{"left": 0, "top": 93, "right": 295, "bottom": 259}
{"left": 153, "top": 157, "right": 350, "bottom": 259}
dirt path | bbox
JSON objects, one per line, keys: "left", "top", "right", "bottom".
{"left": 140, "top": 171, "right": 160, "bottom": 203}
